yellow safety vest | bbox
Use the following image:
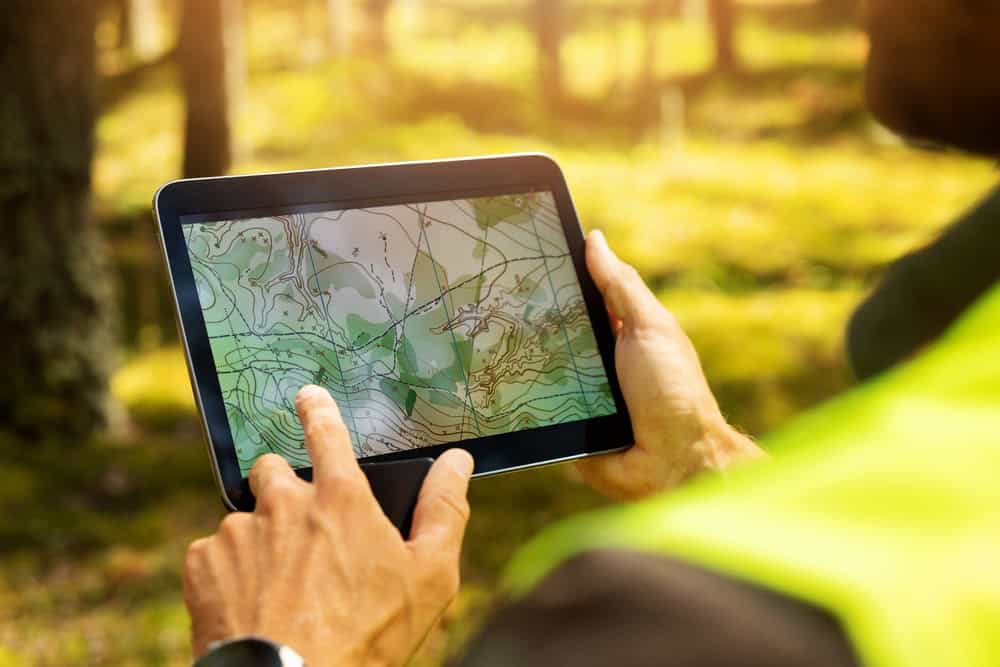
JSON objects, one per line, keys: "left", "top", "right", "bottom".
{"left": 506, "top": 284, "right": 1000, "bottom": 667}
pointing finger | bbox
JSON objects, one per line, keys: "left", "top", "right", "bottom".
{"left": 295, "top": 385, "right": 362, "bottom": 487}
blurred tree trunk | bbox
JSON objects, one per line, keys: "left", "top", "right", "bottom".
{"left": 818, "top": 0, "right": 860, "bottom": 20}
{"left": 327, "top": 0, "right": 353, "bottom": 57}
{"left": 179, "top": 0, "right": 245, "bottom": 178}
{"left": 638, "top": 1, "right": 660, "bottom": 95}
{"left": 535, "top": 0, "right": 564, "bottom": 109}
{"left": 0, "top": 1, "right": 115, "bottom": 440}
{"left": 115, "top": 0, "right": 164, "bottom": 60}
{"left": 113, "top": 0, "right": 131, "bottom": 50}
{"left": 361, "top": 0, "right": 391, "bottom": 57}
{"left": 708, "top": 0, "right": 738, "bottom": 72}
{"left": 632, "top": 2, "right": 661, "bottom": 131}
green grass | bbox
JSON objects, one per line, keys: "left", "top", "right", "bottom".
{"left": 0, "top": 434, "right": 214, "bottom": 666}
{"left": 5, "top": 2, "right": 998, "bottom": 665}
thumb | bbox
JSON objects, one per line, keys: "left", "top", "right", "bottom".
{"left": 586, "top": 229, "right": 659, "bottom": 328}
{"left": 408, "top": 449, "right": 474, "bottom": 557}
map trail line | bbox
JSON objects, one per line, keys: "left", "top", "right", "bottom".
{"left": 527, "top": 200, "right": 592, "bottom": 419}
{"left": 204, "top": 253, "right": 569, "bottom": 353}
{"left": 460, "top": 201, "right": 492, "bottom": 441}
{"left": 419, "top": 204, "right": 483, "bottom": 438}
{"left": 304, "top": 212, "right": 362, "bottom": 442}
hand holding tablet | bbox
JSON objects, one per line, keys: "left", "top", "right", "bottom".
{"left": 155, "top": 154, "right": 632, "bottom": 511}
{"left": 575, "top": 230, "right": 764, "bottom": 500}
{"left": 184, "top": 384, "right": 473, "bottom": 666}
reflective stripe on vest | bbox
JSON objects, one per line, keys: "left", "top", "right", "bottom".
{"left": 506, "top": 284, "right": 1000, "bottom": 667}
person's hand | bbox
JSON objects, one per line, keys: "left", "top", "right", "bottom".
{"left": 576, "top": 231, "right": 763, "bottom": 501}
{"left": 182, "top": 385, "right": 474, "bottom": 667}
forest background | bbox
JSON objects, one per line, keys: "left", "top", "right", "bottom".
{"left": 1, "top": 0, "right": 996, "bottom": 664}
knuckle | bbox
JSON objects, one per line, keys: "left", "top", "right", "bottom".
{"left": 265, "top": 452, "right": 289, "bottom": 467}
{"left": 251, "top": 453, "right": 285, "bottom": 477}
{"left": 303, "top": 421, "right": 325, "bottom": 442}
{"left": 607, "top": 280, "right": 631, "bottom": 308}
{"left": 326, "top": 470, "right": 367, "bottom": 498}
{"left": 183, "top": 538, "right": 210, "bottom": 577}
{"left": 436, "top": 490, "right": 471, "bottom": 524}
{"left": 306, "top": 505, "right": 335, "bottom": 534}
{"left": 256, "top": 477, "right": 302, "bottom": 515}
{"left": 256, "top": 492, "right": 282, "bottom": 517}
{"left": 218, "top": 512, "right": 250, "bottom": 541}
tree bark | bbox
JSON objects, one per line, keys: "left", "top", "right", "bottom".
{"left": 535, "top": 0, "right": 564, "bottom": 109}
{"left": 179, "top": 0, "right": 244, "bottom": 178}
{"left": 0, "top": 1, "right": 115, "bottom": 440}
{"left": 361, "top": 0, "right": 391, "bottom": 57}
{"left": 708, "top": 0, "right": 738, "bottom": 72}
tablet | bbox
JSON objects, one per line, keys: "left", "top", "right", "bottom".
{"left": 154, "top": 154, "right": 632, "bottom": 510}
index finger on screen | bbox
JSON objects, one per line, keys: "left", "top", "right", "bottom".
{"left": 295, "top": 384, "right": 363, "bottom": 485}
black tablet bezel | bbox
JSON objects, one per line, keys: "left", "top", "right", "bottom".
{"left": 154, "top": 154, "right": 632, "bottom": 511}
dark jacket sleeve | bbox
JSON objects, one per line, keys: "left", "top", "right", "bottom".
{"left": 848, "top": 187, "right": 1000, "bottom": 380}
{"left": 452, "top": 549, "right": 860, "bottom": 667}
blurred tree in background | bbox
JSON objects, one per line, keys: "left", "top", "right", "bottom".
{"left": 179, "top": 0, "right": 244, "bottom": 178}
{"left": 328, "top": 0, "right": 355, "bottom": 56}
{"left": 0, "top": 0, "right": 114, "bottom": 442}
{"left": 361, "top": 0, "right": 393, "bottom": 56}
{"left": 709, "top": 0, "right": 738, "bottom": 71}
{"left": 535, "top": 0, "right": 564, "bottom": 108}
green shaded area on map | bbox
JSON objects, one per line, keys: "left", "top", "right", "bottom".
{"left": 185, "top": 193, "right": 616, "bottom": 474}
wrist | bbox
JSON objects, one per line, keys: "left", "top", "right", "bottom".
{"left": 692, "top": 414, "right": 764, "bottom": 477}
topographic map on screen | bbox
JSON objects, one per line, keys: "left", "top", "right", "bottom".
{"left": 185, "top": 191, "right": 615, "bottom": 474}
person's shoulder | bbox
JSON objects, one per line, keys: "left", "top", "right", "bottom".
{"left": 453, "top": 549, "right": 859, "bottom": 667}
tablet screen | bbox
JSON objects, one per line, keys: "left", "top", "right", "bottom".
{"left": 183, "top": 191, "right": 617, "bottom": 474}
